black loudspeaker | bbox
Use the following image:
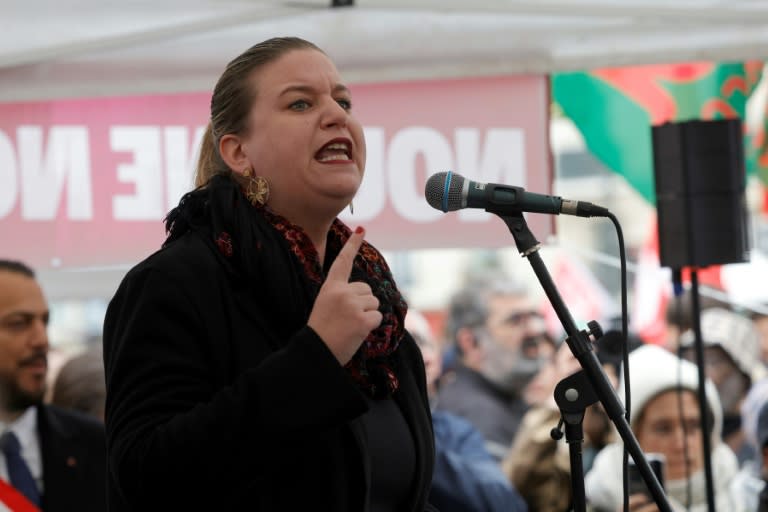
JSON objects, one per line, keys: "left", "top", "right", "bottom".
{"left": 652, "top": 119, "right": 750, "bottom": 268}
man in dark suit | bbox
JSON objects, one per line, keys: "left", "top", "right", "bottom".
{"left": 0, "top": 259, "right": 105, "bottom": 511}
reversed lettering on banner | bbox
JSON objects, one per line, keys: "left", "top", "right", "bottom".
{"left": 0, "top": 75, "right": 549, "bottom": 267}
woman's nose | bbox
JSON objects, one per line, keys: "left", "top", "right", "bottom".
{"left": 321, "top": 98, "right": 348, "bottom": 128}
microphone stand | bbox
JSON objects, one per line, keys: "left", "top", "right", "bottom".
{"left": 498, "top": 211, "right": 672, "bottom": 512}
{"left": 552, "top": 370, "right": 600, "bottom": 512}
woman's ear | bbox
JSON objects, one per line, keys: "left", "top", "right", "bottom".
{"left": 218, "top": 133, "right": 250, "bottom": 175}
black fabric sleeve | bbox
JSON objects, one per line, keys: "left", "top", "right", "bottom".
{"left": 395, "top": 333, "right": 439, "bottom": 512}
{"left": 103, "top": 264, "right": 368, "bottom": 504}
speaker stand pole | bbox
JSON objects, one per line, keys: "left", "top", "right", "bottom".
{"left": 688, "top": 268, "right": 716, "bottom": 511}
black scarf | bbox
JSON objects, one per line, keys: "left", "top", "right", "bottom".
{"left": 164, "top": 174, "right": 407, "bottom": 398}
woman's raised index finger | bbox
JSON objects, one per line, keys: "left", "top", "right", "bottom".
{"left": 326, "top": 226, "right": 365, "bottom": 282}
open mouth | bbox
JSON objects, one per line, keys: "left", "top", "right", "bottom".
{"left": 315, "top": 139, "right": 351, "bottom": 162}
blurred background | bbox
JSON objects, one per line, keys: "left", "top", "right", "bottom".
{"left": 2, "top": 0, "right": 768, "bottom": 374}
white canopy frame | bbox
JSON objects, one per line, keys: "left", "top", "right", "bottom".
{"left": 3, "top": 0, "right": 768, "bottom": 101}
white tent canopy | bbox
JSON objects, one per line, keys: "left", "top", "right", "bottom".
{"left": 3, "top": 0, "right": 768, "bottom": 102}
{"left": 4, "top": 0, "right": 768, "bottom": 309}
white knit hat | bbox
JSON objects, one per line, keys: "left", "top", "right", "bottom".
{"left": 680, "top": 307, "right": 766, "bottom": 383}
{"left": 618, "top": 344, "right": 723, "bottom": 443}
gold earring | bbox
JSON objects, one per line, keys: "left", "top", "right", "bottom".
{"left": 242, "top": 167, "right": 269, "bottom": 206}
{"left": 348, "top": 201, "right": 354, "bottom": 215}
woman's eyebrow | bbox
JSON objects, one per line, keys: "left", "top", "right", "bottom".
{"left": 278, "top": 83, "right": 350, "bottom": 97}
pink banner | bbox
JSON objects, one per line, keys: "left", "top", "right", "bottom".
{"left": 0, "top": 75, "right": 550, "bottom": 269}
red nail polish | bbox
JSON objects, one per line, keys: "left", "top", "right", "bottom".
{"left": 354, "top": 226, "right": 364, "bottom": 235}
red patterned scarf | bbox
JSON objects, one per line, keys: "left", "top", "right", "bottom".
{"left": 166, "top": 174, "right": 407, "bottom": 398}
{"left": 261, "top": 208, "right": 407, "bottom": 398}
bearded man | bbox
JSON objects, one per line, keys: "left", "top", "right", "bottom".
{"left": 0, "top": 260, "right": 105, "bottom": 511}
{"left": 436, "top": 276, "right": 553, "bottom": 460}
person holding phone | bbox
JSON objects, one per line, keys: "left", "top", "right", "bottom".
{"left": 627, "top": 454, "right": 665, "bottom": 503}
{"left": 102, "top": 37, "right": 436, "bottom": 511}
{"left": 585, "top": 345, "right": 742, "bottom": 511}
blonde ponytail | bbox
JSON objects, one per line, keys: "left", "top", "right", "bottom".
{"left": 194, "top": 123, "right": 221, "bottom": 188}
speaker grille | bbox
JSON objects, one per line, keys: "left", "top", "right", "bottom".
{"left": 652, "top": 119, "right": 750, "bottom": 268}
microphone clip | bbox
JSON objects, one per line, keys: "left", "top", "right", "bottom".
{"left": 498, "top": 211, "right": 541, "bottom": 256}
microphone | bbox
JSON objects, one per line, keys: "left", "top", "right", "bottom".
{"left": 424, "top": 171, "right": 609, "bottom": 218}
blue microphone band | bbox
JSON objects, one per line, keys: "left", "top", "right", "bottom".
{"left": 441, "top": 170, "right": 453, "bottom": 212}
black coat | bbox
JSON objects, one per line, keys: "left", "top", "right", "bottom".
{"left": 435, "top": 364, "right": 528, "bottom": 460}
{"left": 103, "top": 229, "right": 436, "bottom": 511}
{"left": 38, "top": 405, "right": 106, "bottom": 512}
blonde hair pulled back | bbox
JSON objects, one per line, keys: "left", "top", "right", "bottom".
{"left": 194, "top": 37, "right": 322, "bottom": 187}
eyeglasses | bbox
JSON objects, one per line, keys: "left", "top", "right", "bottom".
{"left": 503, "top": 311, "right": 544, "bottom": 326}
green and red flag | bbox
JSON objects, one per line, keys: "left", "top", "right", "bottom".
{"left": 553, "top": 62, "right": 765, "bottom": 344}
{"left": 553, "top": 61, "right": 764, "bottom": 204}
{"left": 746, "top": 90, "right": 768, "bottom": 213}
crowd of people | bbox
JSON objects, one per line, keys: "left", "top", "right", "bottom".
{"left": 420, "top": 282, "right": 768, "bottom": 512}
{"left": 2, "top": 35, "right": 768, "bottom": 512}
